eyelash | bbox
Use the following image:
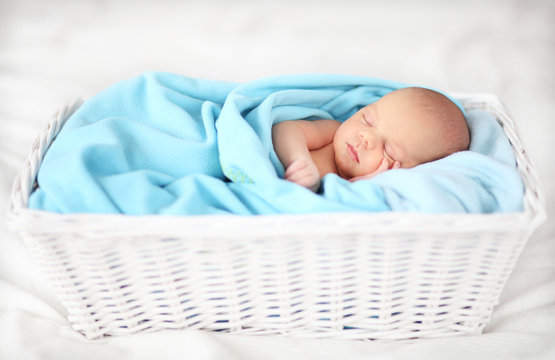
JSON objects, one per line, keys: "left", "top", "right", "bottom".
{"left": 362, "top": 113, "right": 373, "bottom": 127}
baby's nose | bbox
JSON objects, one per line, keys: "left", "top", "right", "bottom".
{"left": 359, "top": 131, "right": 379, "bottom": 149}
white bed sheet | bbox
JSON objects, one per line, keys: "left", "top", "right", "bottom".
{"left": 1, "top": 0, "right": 554, "bottom": 359}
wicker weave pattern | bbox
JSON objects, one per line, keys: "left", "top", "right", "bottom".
{"left": 7, "top": 94, "right": 546, "bottom": 340}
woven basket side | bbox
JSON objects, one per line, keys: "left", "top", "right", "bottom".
{"left": 19, "top": 225, "right": 528, "bottom": 340}
{"left": 454, "top": 93, "right": 546, "bottom": 229}
{"left": 7, "top": 99, "right": 83, "bottom": 225}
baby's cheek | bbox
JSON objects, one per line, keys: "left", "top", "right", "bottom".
{"left": 360, "top": 157, "right": 381, "bottom": 175}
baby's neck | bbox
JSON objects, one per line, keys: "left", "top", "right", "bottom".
{"left": 310, "top": 143, "right": 339, "bottom": 178}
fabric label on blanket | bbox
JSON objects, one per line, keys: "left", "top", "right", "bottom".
{"left": 28, "top": 72, "right": 524, "bottom": 215}
{"left": 222, "top": 165, "right": 254, "bottom": 184}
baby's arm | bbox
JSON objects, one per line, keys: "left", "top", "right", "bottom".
{"left": 272, "top": 119, "right": 340, "bottom": 191}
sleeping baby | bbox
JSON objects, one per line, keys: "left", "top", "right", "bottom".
{"left": 272, "top": 87, "right": 470, "bottom": 192}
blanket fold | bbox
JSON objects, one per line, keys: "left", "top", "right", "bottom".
{"left": 28, "top": 72, "right": 523, "bottom": 215}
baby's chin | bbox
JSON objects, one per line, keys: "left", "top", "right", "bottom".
{"left": 333, "top": 158, "right": 352, "bottom": 179}
{"left": 334, "top": 152, "right": 374, "bottom": 179}
{"left": 336, "top": 164, "right": 361, "bottom": 180}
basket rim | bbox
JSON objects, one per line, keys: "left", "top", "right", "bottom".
{"left": 6, "top": 92, "right": 547, "bottom": 237}
{"left": 6, "top": 206, "right": 536, "bottom": 237}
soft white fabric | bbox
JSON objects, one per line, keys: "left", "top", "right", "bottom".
{"left": 1, "top": 0, "right": 554, "bottom": 359}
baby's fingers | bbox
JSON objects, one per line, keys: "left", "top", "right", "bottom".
{"left": 286, "top": 171, "right": 320, "bottom": 190}
{"left": 284, "top": 158, "right": 320, "bottom": 190}
{"left": 285, "top": 166, "right": 318, "bottom": 183}
{"left": 284, "top": 157, "right": 311, "bottom": 177}
{"left": 349, "top": 158, "right": 398, "bottom": 183}
{"left": 376, "top": 158, "right": 389, "bottom": 173}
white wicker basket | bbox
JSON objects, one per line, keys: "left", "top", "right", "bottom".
{"left": 6, "top": 94, "right": 546, "bottom": 341}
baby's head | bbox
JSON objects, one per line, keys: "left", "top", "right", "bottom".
{"left": 333, "top": 87, "right": 470, "bottom": 179}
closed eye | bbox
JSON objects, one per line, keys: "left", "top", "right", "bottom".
{"left": 362, "top": 113, "right": 374, "bottom": 127}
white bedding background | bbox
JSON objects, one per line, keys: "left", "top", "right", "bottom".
{"left": 1, "top": 0, "right": 554, "bottom": 359}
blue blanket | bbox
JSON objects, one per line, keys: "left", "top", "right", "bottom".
{"left": 29, "top": 72, "right": 523, "bottom": 215}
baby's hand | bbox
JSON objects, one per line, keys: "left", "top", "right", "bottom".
{"left": 284, "top": 155, "right": 321, "bottom": 192}
{"left": 349, "top": 159, "right": 400, "bottom": 182}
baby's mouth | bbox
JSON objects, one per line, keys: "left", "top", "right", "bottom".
{"left": 347, "top": 144, "right": 359, "bottom": 163}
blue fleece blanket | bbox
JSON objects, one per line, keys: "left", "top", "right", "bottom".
{"left": 28, "top": 72, "right": 523, "bottom": 215}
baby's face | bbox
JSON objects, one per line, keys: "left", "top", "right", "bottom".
{"left": 333, "top": 89, "right": 450, "bottom": 179}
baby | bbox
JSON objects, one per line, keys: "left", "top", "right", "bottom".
{"left": 272, "top": 87, "right": 470, "bottom": 191}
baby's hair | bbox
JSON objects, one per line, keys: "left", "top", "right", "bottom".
{"left": 401, "top": 87, "right": 470, "bottom": 159}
